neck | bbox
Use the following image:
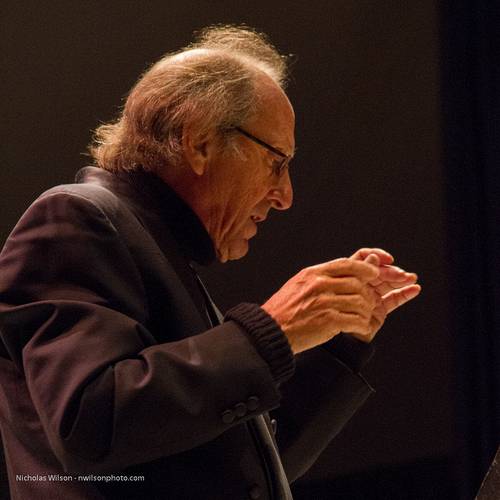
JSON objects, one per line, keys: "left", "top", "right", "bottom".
{"left": 157, "top": 164, "right": 214, "bottom": 243}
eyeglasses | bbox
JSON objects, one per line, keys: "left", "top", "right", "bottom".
{"left": 233, "top": 126, "right": 292, "bottom": 177}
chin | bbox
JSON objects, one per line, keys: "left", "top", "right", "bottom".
{"left": 217, "top": 239, "right": 250, "bottom": 263}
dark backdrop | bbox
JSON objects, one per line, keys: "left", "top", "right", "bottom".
{"left": 1, "top": 2, "right": 497, "bottom": 499}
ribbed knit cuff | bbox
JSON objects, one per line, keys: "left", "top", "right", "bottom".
{"left": 323, "top": 333, "right": 375, "bottom": 373}
{"left": 225, "top": 303, "right": 295, "bottom": 385}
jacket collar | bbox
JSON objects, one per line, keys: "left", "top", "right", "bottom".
{"left": 75, "top": 166, "right": 216, "bottom": 265}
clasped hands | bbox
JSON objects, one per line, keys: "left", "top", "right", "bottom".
{"left": 262, "top": 248, "right": 421, "bottom": 354}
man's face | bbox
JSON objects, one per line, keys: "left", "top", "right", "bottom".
{"left": 201, "top": 79, "right": 295, "bottom": 262}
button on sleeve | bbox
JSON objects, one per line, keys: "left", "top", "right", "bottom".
{"left": 221, "top": 410, "right": 236, "bottom": 424}
{"left": 234, "top": 402, "right": 247, "bottom": 418}
{"left": 247, "top": 396, "right": 260, "bottom": 411}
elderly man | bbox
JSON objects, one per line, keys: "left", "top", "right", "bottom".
{"left": 0, "top": 26, "right": 420, "bottom": 499}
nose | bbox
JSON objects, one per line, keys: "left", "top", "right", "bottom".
{"left": 268, "top": 170, "right": 293, "bottom": 210}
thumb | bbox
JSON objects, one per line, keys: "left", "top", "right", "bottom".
{"left": 363, "top": 253, "right": 381, "bottom": 281}
{"left": 383, "top": 284, "right": 422, "bottom": 314}
{"left": 364, "top": 253, "right": 380, "bottom": 266}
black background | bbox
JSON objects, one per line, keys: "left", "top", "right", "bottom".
{"left": 2, "top": 1, "right": 498, "bottom": 499}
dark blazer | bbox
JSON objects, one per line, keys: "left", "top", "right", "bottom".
{"left": 0, "top": 167, "right": 373, "bottom": 499}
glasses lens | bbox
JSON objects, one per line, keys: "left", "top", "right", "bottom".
{"left": 272, "top": 158, "right": 289, "bottom": 177}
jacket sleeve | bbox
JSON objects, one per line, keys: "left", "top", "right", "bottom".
{"left": 0, "top": 190, "right": 292, "bottom": 473}
{"left": 271, "top": 343, "right": 375, "bottom": 483}
{"left": 227, "top": 304, "right": 376, "bottom": 483}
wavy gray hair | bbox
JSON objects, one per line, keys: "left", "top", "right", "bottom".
{"left": 89, "top": 25, "right": 289, "bottom": 173}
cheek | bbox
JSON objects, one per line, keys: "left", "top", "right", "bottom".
{"left": 240, "top": 175, "right": 273, "bottom": 210}
{"left": 216, "top": 161, "right": 273, "bottom": 235}
{"left": 227, "top": 185, "right": 266, "bottom": 225}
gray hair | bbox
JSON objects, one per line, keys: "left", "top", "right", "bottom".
{"left": 89, "top": 25, "right": 289, "bottom": 173}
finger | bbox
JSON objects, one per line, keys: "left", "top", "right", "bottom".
{"left": 314, "top": 276, "right": 379, "bottom": 309}
{"left": 315, "top": 276, "right": 364, "bottom": 294}
{"left": 351, "top": 247, "right": 394, "bottom": 265}
{"left": 330, "top": 293, "right": 375, "bottom": 319}
{"left": 316, "top": 258, "right": 380, "bottom": 282}
{"left": 335, "top": 311, "right": 371, "bottom": 335}
{"left": 373, "top": 265, "right": 418, "bottom": 284}
{"left": 372, "top": 281, "right": 407, "bottom": 297}
{"left": 358, "top": 282, "right": 380, "bottom": 309}
{"left": 382, "top": 284, "right": 421, "bottom": 314}
{"left": 371, "top": 274, "right": 419, "bottom": 296}
{"left": 308, "top": 277, "right": 376, "bottom": 315}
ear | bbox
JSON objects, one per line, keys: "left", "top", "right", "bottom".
{"left": 182, "top": 125, "right": 218, "bottom": 176}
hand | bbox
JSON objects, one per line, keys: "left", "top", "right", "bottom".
{"left": 262, "top": 258, "right": 381, "bottom": 354}
{"left": 349, "top": 248, "right": 421, "bottom": 342}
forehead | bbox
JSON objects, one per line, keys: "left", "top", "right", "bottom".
{"left": 244, "top": 74, "right": 295, "bottom": 156}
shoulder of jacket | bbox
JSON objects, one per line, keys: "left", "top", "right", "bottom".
{"left": 35, "top": 183, "right": 128, "bottom": 226}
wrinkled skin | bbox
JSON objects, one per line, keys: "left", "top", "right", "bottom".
{"left": 163, "top": 63, "right": 420, "bottom": 352}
